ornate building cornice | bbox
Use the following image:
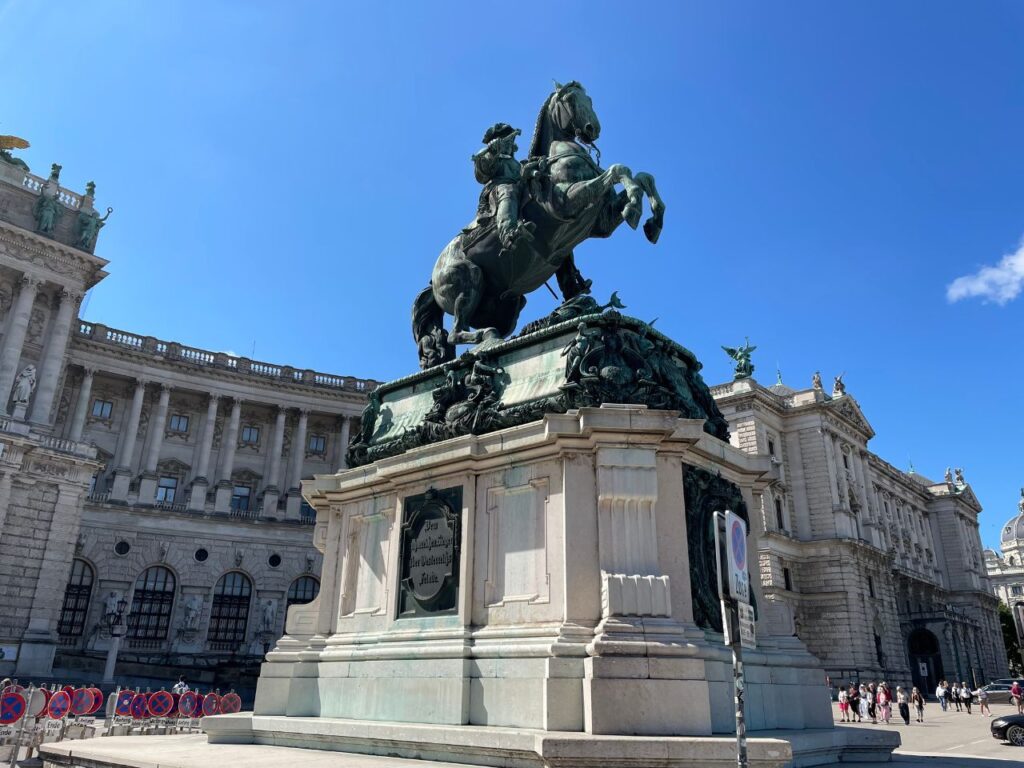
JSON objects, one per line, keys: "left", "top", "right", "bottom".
{"left": 0, "top": 219, "right": 109, "bottom": 288}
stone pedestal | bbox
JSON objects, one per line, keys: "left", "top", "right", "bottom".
{"left": 110, "top": 468, "right": 132, "bottom": 500}
{"left": 284, "top": 491, "right": 303, "bottom": 520}
{"left": 188, "top": 478, "right": 209, "bottom": 511}
{"left": 137, "top": 471, "right": 158, "bottom": 504}
{"left": 202, "top": 405, "right": 898, "bottom": 765}
{"left": 214, "top": 481, "right": 234, "bottom": 513}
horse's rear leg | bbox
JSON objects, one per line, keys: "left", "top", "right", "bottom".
{"left": 434, "top": 259, "right": 493, "bottom": 346}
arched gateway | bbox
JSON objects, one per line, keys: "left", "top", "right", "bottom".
{"left": 908, "top": 628, "right": 944, "bottom": 693}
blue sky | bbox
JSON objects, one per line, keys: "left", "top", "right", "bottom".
{"left": 2, "top": 1, "right": 1022, "bottom": 549}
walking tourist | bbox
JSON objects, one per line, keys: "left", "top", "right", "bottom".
{"left": 911, "top": 687, "right": 925, "bottom": 722}
{"left": 973, "top": 685, "right": 990, "bottom": 716}
{"left": 896, "top": 686, "right": 910, "bottom": 725}
{"left": 867, "top": 682, "right": 877, "bottom": 723}
{"left": 1011, "top": 680, "right": 1024, "bottom": 714}
{"left": 951, "top": 681, "right": 962, "bottom": 711}
{"left": 878, "top": 683, "right": 892, "bottom": 724}
{"left": 837, "top": 685, "right": 850, "bottom": 722}
{"left": 944, "top": 681, "right": 954, "bottom": 711}
{"left": 960, "top": 682, "right": 972, "bottom": 714}
{"left": 849, "top": 684, "right": 862, "bottom": 723}
{"left": 935, "top": 680, "right": 947, "bottom": 711}
{"left": 858, "top": 684, "right": 870, "bottom": 722}
{"left": 172, "top": 676, "right": 190, "bottom": 694}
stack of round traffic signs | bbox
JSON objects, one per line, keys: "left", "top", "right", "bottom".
{"left": 70, "top": 687, "right": 95, "bottom": 717}
{"left": 0, "top": 690, "right": 26, "bottom": 725}
{"left": 219, "top": 692, "right": 241, "bottom": 714}
{"left": 148, "top": 690, "right": 174, "bottom": 719}
{"left": 178, "top": 691, "right": 199, "bottom": 719}
{"left": 27, "top": 689, "right": 49, "bottom": 719}
{"left": 47, "top": 689, "right": 71, "bottom": 720}
{"left": 201, "top": 692, "right": 220, "bottom": 717}
{"left": 129, "top": 692, "right": 149, "bottom": 720}
{"left": 0, "top": 683, "right": 24, "bottom": 696}
{"left": 115, "top": 689, "right": 135, "bottom": 717}
{"left": 87, "top": 687, "right": 104, "bottom": 716}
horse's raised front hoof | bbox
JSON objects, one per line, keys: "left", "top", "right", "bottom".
{"left": 644, "top": 217, "right": 662, "bottom": 244}
{"left": 623, "top": 203, "right": 642, "bottom": 230}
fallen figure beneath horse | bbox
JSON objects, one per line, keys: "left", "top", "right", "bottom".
{"left": 412, "top": 80, "right": 665, "bottom": 370}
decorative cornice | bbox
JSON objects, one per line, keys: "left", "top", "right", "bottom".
{"left": 0, "top": 219, "right": 108, "bottom": 287}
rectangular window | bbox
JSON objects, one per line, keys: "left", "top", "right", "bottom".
{"left": 774, "top": 497, "right": 785, "bottom": 530}
{"left": 1012, "top": 585, "right": 1023, "bottom": 596}
{"left": 231, "top": 485, "right": 251, "bottom": 512}
{"left": 307, "top": 434, "right": 326, "bottom": 454}
{"left": 767, "top": 438, "right": 776, "bottom": 458}
{"left": 783, "top": 567, "right": 793, "bottom": 591}
{"left": 842, "top": 453, "right": 849, "bottom": 469}
{"left": 868, "top": 575, "right": 876, "bottom": 598}
{"left": 91, "top": 399, "right": 113, "bottom": 419}
{"left": 155, "top": 476, "right": 177, "bottom": 503}
{"left": 168, "top": 414, "right": 189, "bottom": 433}
{"left": 241, "top": 426, "right": 260, "bottom": 444}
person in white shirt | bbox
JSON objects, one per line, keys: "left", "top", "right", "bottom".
{"left": 935, "top": 682, "right": 947, "bottom": 711}
{"left": 171, "top": 676, "right": 189, "bottom": 694}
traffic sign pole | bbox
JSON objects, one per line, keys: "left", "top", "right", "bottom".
{"left": 715, "top": 510, "right": 749, "bottom": 768}
{"left": 8, "top": 685, "right": 33, "bottom": 768}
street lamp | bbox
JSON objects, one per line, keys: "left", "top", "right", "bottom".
{"left": 102, "top": 598, "right": 129, "bottom": 684}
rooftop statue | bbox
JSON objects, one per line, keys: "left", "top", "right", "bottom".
{"left": 0, "top": 133, "right": 30, "bottom": 171}
{"left": 33, "top": 163, "right": 63, "bottom": 236}
{"left": 722, "top": 338, "right": 756, "bottom": 380}
{"left": 412, "top": 81, "right": 666, "bottom": 369}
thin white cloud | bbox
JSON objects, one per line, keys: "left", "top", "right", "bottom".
{"left": 947, "top": 238, "right": 1024, "bottom": 305}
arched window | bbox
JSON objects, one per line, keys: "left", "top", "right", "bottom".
{"left": 128, "top": 566, "right": 176, "bottom": 642}
{"left": 58, "top": 559, "right": 94, "bottom": 637}
{"left": 208, "top": 572, "right": 252, "bottom": 646}
{"left": 287, "top": 576, "right": 320, "bottom": 609}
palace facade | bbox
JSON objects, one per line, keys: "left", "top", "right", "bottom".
{"left": 985, "top": 498, "right": 1024, "bottom": 673}
{"left": 712, "top": 375, "right": 1008, "bottom": 691}
{"left": 0, "top": 155, "right": 374, "bottom": 685}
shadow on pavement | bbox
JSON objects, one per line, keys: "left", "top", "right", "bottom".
{"left": 891, "top": 754, "right": 1022, "bottom": 766}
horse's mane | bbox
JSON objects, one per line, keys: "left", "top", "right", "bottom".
{"left": 528, "top": 91, "right": 557, "bottom": 159}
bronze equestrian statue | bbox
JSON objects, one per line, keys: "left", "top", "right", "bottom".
{"left": 412, "top": 81, "right": 666, "bottom": 369}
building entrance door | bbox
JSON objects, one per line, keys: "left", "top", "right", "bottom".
{"left": 908, "top": 628, "right": 944, "bottom": 694}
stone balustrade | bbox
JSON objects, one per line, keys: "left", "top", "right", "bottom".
{"left": 75, "top": 320, "right": 378, "bottom": 394}
{"left": 19, "top": 169, "right": 83, "bottom": 210}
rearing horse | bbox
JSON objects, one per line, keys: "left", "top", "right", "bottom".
{"left": 412, "top": 81, "right": 665, "bottom": 369}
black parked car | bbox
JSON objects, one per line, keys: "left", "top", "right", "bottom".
{"left": 991, "top": 713, "right": 1024, "bottom": 746}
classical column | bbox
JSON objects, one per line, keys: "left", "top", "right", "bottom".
{"left": 188, "top": 394, "right": 219, "bottom": 510}
{"left": 0, "top": 275, "right": 41, "bottom": 414}
{"left": 285, "top": 409, "right": 309, "bottom": 519}
{"left": 68, "top": 367, "right": 95, "bottom": 442}
{"left": 0, "top": 471, "right": 13, "bottom": 545}
{"left": 214, "top": 398, "right": 242, "bottom": 512}
{"left": 138, "top": 384, "right": 171, "bottom": 502}
{"left": 338, "top": 415, "right": 352, "bottom": 470}
{"left": 261, "top": 406, "right": 288, "bottom": 514}
{"left": 111, "top": 378, "right": 147, "bottom": 500}
{"left": 30, "top": 288, "right": 82, "bottom": 424}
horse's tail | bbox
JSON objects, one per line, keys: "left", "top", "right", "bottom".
{"left": 412, "top": 284, "right": 455, "bottom": 368}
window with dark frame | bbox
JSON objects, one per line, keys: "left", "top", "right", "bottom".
{"left": 156, "top": 476, "right": 178, "bottom": 503}
{"left": 241, "top": 426, "right": 260, "bottom": 444}
{"left": 127, "top": 566, "right": 176, "bottom": 641}
{"left": 783, "top": 567, "right": 793, "bottom": 591}
{"left": 168, "top": 414, "right": 189, "bottom": 433}
{"left": 58, "top": 559, "right": 94, "bottom": 637}
{"left": 774, "top": 497, "right": 785, "bottom": 530}
{"left": 767, "top": 438, "right": 776, "bottom": 457}
{"left": 842, "top": 452, "right": 849, "bottom": 469}
{"left": 91, "top": 399, "right": 113, "bottom": 419}
{"left": 307, "top": 434, "right": 326, "bottom": 454}
{"left": 868, "top": 575, "right": 876, "bottom": 598}
{"left": 231, "top": 485, "right": 251, "bottom": 512}
{"left": 287, "top": 576, "right": 320, "bottom": 609}
{"left": 207, "top": 571, "right": 252, "bottom": 645}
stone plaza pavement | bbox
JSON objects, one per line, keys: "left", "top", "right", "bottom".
{"left": 836, "top": 699, "right": 1023, "bottom": 766}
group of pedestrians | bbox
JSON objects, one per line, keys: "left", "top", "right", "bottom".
{"left": 934, "top": 680, "right": 991, "bottom": 716}
{"left": 837, "top": 681, "right": 924, "bottom": 725}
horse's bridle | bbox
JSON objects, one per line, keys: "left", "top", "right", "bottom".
{"left": 549, "top": 81, "right": 601, "bottom": 163}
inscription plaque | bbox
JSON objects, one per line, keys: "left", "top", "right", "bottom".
{"left": 398, "top": 486, "right": 462, "bottom": 617}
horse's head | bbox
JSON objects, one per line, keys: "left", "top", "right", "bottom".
{"left": 550, "top": 81, "right": 601, "bottom": 144}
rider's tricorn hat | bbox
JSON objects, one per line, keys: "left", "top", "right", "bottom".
{"left": 482, "top": 122, "right": 520, "bottom": 144}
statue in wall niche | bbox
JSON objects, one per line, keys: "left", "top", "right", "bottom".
{"left": 11, "top": 364, "right": 36, "bottom": 405}
{"left": 76, "top": 191, "right": 113, "bottom": 252}
{"left": 722, "top": 338, "right": 756, "bottom": 380}
{"left": 411, "top": 81, "right": 666, "bottom": 369}
{"left": 103, "top": 591, "right": 122, "bottom": 618}
{"left": 182, "top": 595, "right": 202, "bottom": 629}
{"left": 260, "top": 599, "right": 277, "bottom": 632}
{"left": 33, "top": 164, "right": 63, "bottom": 236}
